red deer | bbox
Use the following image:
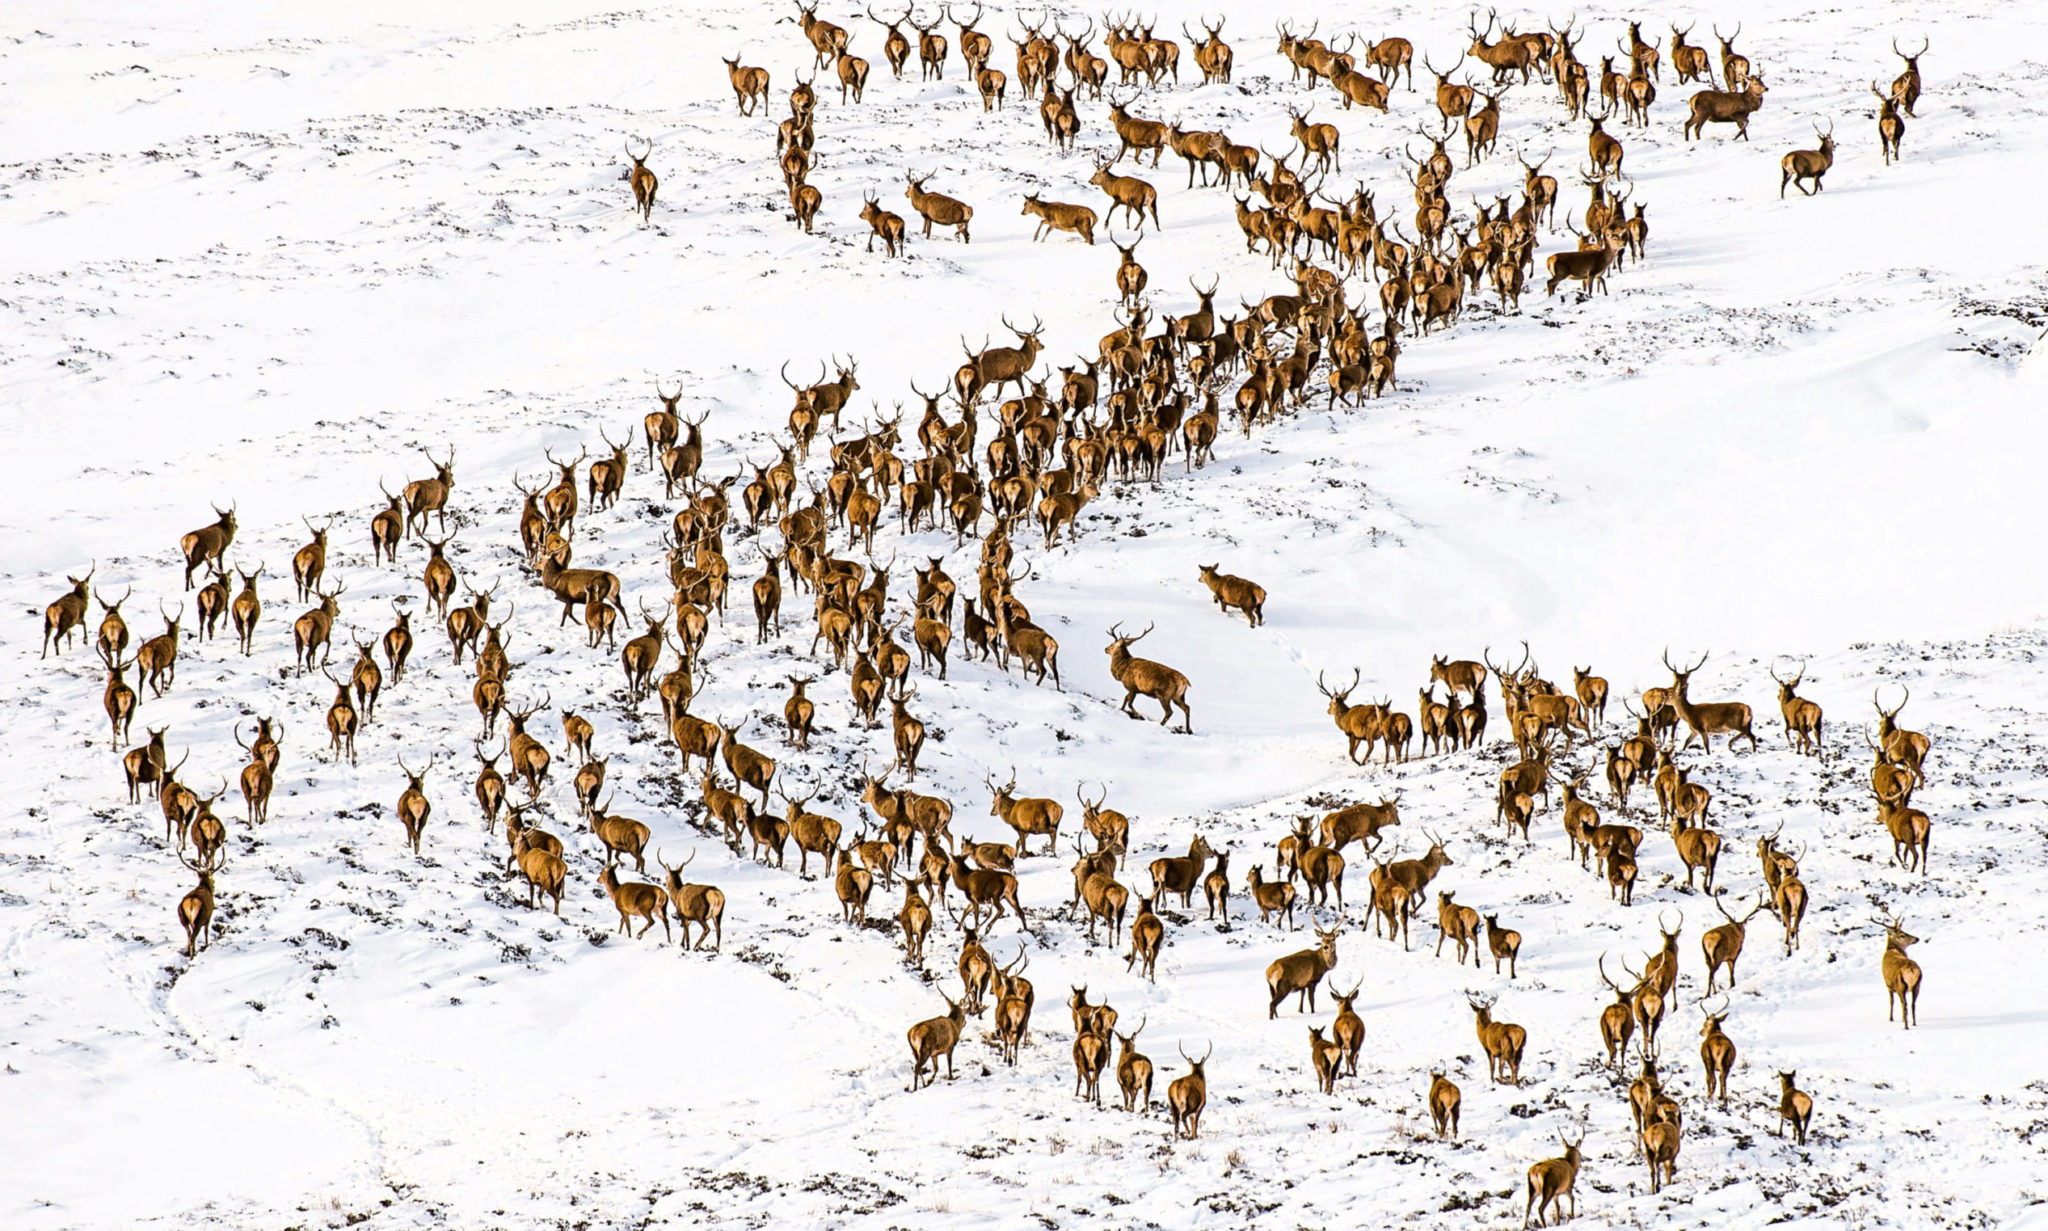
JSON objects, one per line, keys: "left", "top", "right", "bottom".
{"left": 1105, "top": 622, "right": 1192, "bottom": 732}
{"left": 1266, "top": 925, "right": 1340, "bottom": 1018}
{"left": 625, "top": 139, "right": 657, "bottom": 223}
{"left": 905, "top": 171, "right": 972, "bottom": 241}
{"left": 1684, "top": 74, "right": 1767, "bottom": 141}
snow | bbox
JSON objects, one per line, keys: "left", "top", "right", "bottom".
{"left": 4, "top": 0, "right": 2047, "bottom": 1226}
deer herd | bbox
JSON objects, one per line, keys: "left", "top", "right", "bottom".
{"left": 35, "top": 1, "right": 1957, "bottom": 1217}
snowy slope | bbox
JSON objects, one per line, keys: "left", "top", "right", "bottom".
{"left": 4, "top": 0, "right": 2048, "bottom": 1227}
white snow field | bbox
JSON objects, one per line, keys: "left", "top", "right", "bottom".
{"left": 5, "top": 0, "right": 2048, "bottom": 1227}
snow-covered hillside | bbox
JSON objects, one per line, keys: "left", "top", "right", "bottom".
{"left": 5, "top": 0, "right": 2047, "bottom": 1227}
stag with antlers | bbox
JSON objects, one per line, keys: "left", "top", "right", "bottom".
{"left": 1104, "top": 622, "right": 1192, "bottom": 732}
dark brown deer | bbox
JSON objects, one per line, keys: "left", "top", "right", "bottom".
{"left": 136, "top": 601, "right": 184, "bottom": 697}
{"left": 1684, "top": 74, "right": 1767, "bottom": 141}
{"left": 1891, "top": 38, "right": 1926, "bottom": 116}
{"left": 180, "top": 507, "right": 237, "bottom": 590}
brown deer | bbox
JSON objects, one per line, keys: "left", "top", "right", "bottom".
{"left": 856, "top": 191, "right": 906, "bottom": 257}
{"left": 196, "top": 562, "right": 230, "bottom": 638}
{"left": 1523, "top": 1133, "right": 1583, "bottom": 1228}
{"left": 1436, "top": 891, "right": 1481, "bottom": 967}
{"left": 904, "top": 171, "right": 972, "bottom": 241}
{"left": 291, "top": 584, "right": 344, "bottom": 674}
{"left": 835, "top": 44, "right": 871, "bottom": 104}
{"left": 986, "top": 770, "right": 1061, "bottom": 856}
{"left": 1072, "top": 1018, "right": 1111, "bottom": 1103}
{"left": 1643, "top": 1110, "right": 1681, "bottom": 1193}
{"left": 1381, "top": 832, "right": 1453, "bottom": 918}
{"left": 400, "top": 448, "right": 454, "bottom": 539}
{"left": 911, "top": 10, "right": 948, "bottom": 79}
{"left": 1195, "top": 563, "right": 1265, "bottom": 626}
{"left": 714, "top": 717, "right": 775, "bottom": 810}
{"left": 1246, "top": 864, "right": 1297, "bottom": 928}
{"left": 1167, "top": 1043, "right": 1210, "bottom": 1139}
{"left": 1881, "top": 797, "right": 1932, "bottom": 874}
{"left": 471, "top": 740, "right": 507, "bottom": 828}
{"left": 1663, "top": 650, "right": 1758, "bottom": 752}
{"left": 1266, "top": 925, "right": 1340, "bottom": 1018}
{"left": 1425, "top": 52, "right": 1475, "bottom": 121}
{"left": 1187, "top": 17, "right": 1232, "bottom": 84}
{"left": 1684, "top": 74, "right": 1767, "bottom": 141}
{"left": 1697, "top": 996, "right": 1737, "bottom": 1107}
{"left": 1664, "top": 795, "right": 1717, "bottom": 898}
{"left": 176, "top": 848, "right": 222, "bottom": 957}
{"left": 1308, "top": 1025, "right": 1346, "bottom": 1094}
{"left": 394, "top": 754, "right": 435, "bottom": 854}
{"left": 1890, "top": 38, "right": 1926, "bottom": 116}
{"left": 102, "top": 650, "right": 138, "bottom": 746}
{"left": 93, "top": 584, "right": 132, "bottom": 662}
{"left": 43, "top": 565, "right": 95, "bottom": 657}
{"left": 1076, "top": 860, "right": 1129, "bottom": 946}
{"left": 1877, "top": 911, "right": 1922, "bottom": 1028}
{"left": 1299, "top": 842, "right": 1347, "bottom": 912}
{"left": 906, "top": 995, "right": 967, "bottom": 1090}
{"left": 1771, "top": 661, "right": 1824, "bottom": 755}
{"left": 507, "top": 809, "right": 565, "bottom": 898}
{"left": 136, "top": 601, "right": 183, "bottom": 697}
{"left": 1428, "top": 1070, "right": 1461, "bottom": 1139}
{"left": 599, "top": 864, "right": 670, "bottom": 940}
{"left": 1431, "top": 653, "right": 1487, "bottom": 698}
{"left": 1149, "top": 833, "right": 1215, "bottom": 908}
{"left": 1471, "top": 995, "right": 1527, "bottom": 1084}
{"left": 1777, "top": 1071, "right": 1814, "bottom": 1144}
{"left": 1126, "top": 893, "right": 1165, "bottom": 981}
{"left": 1874, "top": 687, "right": 1931, "bottom": 784}
{"left": 1114, "top": 1018, "right": 1153, "bottom": 1112}
{"left": 624, "top": 138, "right": 657, "bottom": 223}
{"left": 180, "top": 505, "right": 237, "bottom": 590}
{"left": 869, "top": 5, "right": 912, "bottom": 77}
{"left": 1104, "top": 622, "right": 1192, "bottom": 732}
{"left": 1089, "top": 159, "right": 1160, "bottom": 231}
{"left": 1545, "top": 222, "right": 1623, "bottom": 297}
{"left": 1670, "top": 23, "right": 1709, "bottom": 84}
{"left": 1597, "top": 955, "right": 1637, "bottom": 1069}
{"left": 1486, "top": 914, "right": 1523, "bottom": 978}
{"left": 590, "top": 793, "right": 653, "bottom": 873}
{"left": 1008, "top": 172, "right": 1097, "bottom": 233}
{"left": 1701, "top": 893, "right": 1763, "bottom": 994}
{"left": 1781, "top": 120, "right": 1836, "bottom": 197}
{"left": 1318, "top": 668, "right": 1386, "bottom": 763}
{"left": 1714, "top": 24, "right": 1749, "bottom": 90}
{"left": 835, "top": 847, "right": 875, "bottom": 927}
{"left": 780, "top": 787, "right": 841, "bottom": 878}
{"left": 1571, "top": 666, "right": 1608, "bottom": 727}
{"left": 722, "top": 55, "right": 771, "bottom": 115}
{"left": 323, "top": 670, "right": 359, "bottom": 764}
